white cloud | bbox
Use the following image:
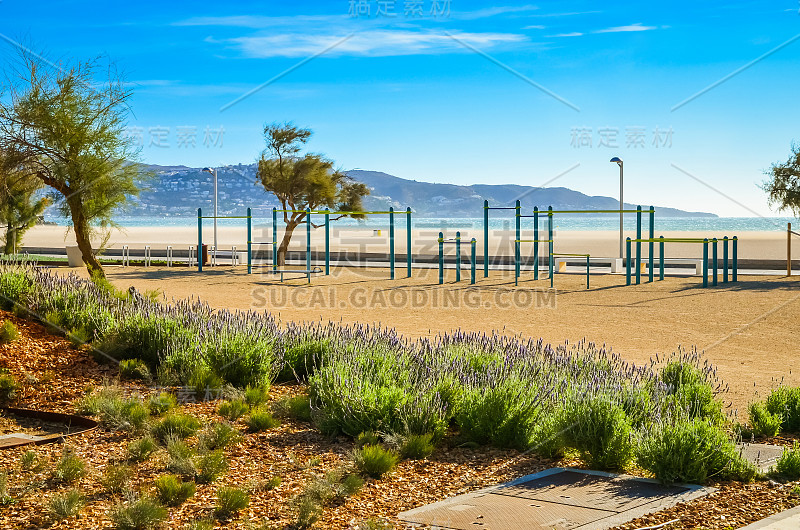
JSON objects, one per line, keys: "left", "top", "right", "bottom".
{"left": 524, "top": 25, "right": 546, "bottom": 30}
{"left": 174, "top": 14, "right": 347, "bottom": 28}
{"left": 455, "top": 5, "right": 540, "bottom": 20}
{"left": 548, "top": 32, "right": 584, "bottom": 38}
{"left": 594, "top": 23, "right": 657, "bottom": 33}
{"left": 530, "top": 11, "right": 601, "bottom": 18}
{"left": 221, "top": 30, "right": 528, "bottom": 58}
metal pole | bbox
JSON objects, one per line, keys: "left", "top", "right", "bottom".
{"left": 272, "top": 207, "right": 277, "bottom": 271}
{"left": 325, "top": 210, "right": 330, "bottom": 275}
{"left": 619, "top": 162, "right": 624, "bottom": 259}
{"left": 636, "top": 206, "right": 642, "bottom": 285}
{"left": 712, "top": 238, "right": 718, "bottom": 286}
{"left": 407, "top": 208, "right": 412, "bottom": 278}
{"left": 733, "top": 236, "right": 738, "bottom": 282}
{"left": 703, "top": 239, "right": 708, "bottom": 288}
{"left": 389, "top": 207, "right": 395, "bottom": 280}
{"left": 515, "top": 239, "right": 520, "bottom": 286}
{"left": 306, "top": 208, "right": 311, "bottom": 280}
{"left": 438, "top": 231, "right": 444, "bottom": 285}
{"left": 548, "top": 207, "right": 554, "bottom": 289}
{"left": 213, "top": 169, "right": 218, "bottom": 250}
{"left": 533, "top": 207, "right": 539, "bottom": 281}
{"left": 789, "top": 223, "right": 793, "bottom": 277}
{"left": 515, "top": 200, "right": 521, "bottom": 283}
{"left": 723, "top": 236, "right": 729, "bottom": 283}
{"left": 197, "top": 208, "right": 203, "bottom": 272}
{"left": 471, "top": 239, "right": 476, "bottom": 285}
{"left": 659, "top": 236, "right": 664, "bottom": 281}
{"left": 455, "top": 231, "right": 461, "bottom": 282}
{"left": 247, "top": 207, "right": 252, "bottom": 274}
{"left": 626, "top": 237, "right": 631, "bottom": 286}
{"left": 586, "top": 256, "right": 590, "bottom": 289}
{"left": 483, "top": 200, "right": 489, "bottom": 277}
{"left": 648, "top": 206, "right": 654, "bottom": 283}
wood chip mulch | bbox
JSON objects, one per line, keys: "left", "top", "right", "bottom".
{"left": 0, "top": 309, "right": 797, "bottom": 529}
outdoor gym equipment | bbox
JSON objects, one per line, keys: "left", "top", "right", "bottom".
{"left": 438, "top": 231, "right": 477, "bottom": 285}
{"left": 626, "top": 236, "right": 738, "bottom": 287}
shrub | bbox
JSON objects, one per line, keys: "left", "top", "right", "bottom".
{"left": 661, "top": 361, "right": 706, "bottom": 390}
{"left": 560, "top": 396, "right": 633, "bottom": 471}
{"left": 356, "top": 431, "right": 381, "bottom": 448}
{"left": 165, "top": 437, "right": 196, "bottom": 477}
{"left": 0, "top": 374, "right": 17, "bottom": 403}
{"left": 775, "top": 442, "right": 800, "bottom": 480}
{"left": 154, "top": 474, "right": 196, "bottom": 506}
{"left": 188, "top": 367, "right": 225, "bottom": 400}
{"left": 352, "top": 445, "right": 399, "bottom": 479}
{"left": 396, "top": 433, "right": 436, "bottom": 460}
{"left": 218, "top": 399, "right": 249, "bottom": 421}
{"left": 275, "top": 394, "right": 312, "bottom": 422}
{"left": 765, "top": 387, "right": 800, "bottom": 433}
{"left": 196, "top": 450, "right": 228, "bottom": 484}
{"left": 0, "top": 471, "right": 12, "bottom": 505}
{"left": 279, "top": 339, "right": 328, "bottom": 382}
{"left": 214, "top": 486, "right": 249, "bottom": 520}
{"left": 67, "top": 326, "right": 91, "bottom": 348}
{"left": 749, "top": 402, "right": 782, "bottom": 437}
{"left": 51, "top": 449, "right": 87, "bottom": 485}
{"left": 102, "top": 464, "right": 133, "bottom": 495}
{"left": 110, "top": 496, "right": 168, "bottom": 530}
{"left": 293, "top": 494, "right": 322, "bottom": 529}
{"left": 198, "top": 421, "right": 240, "bottom": 451}
{"left": 246, "top": 407, "right": 279, "bottom": 432}
{"left": 78, "top": 388, "right": 150, "bottom": 433}
{"left": 667, "top": 383, "right": 724, "bottom": 424}
{"left": 244, "top": 385, "right": 270, "bottom": 407}
{"left": 119, "top": 359, "right": 152, "bottom": 382}
{"left": 184, "top": 521, "right": 214, "bottom": 530}
{"left": 356, "top": 518, "right": 392, "bottom": 530}
{"left": 0, "top": 320, "right": 19, "bottom": 343}
{"left": 636, "top": 418, "right": 756, "bottom": 484}
{"left": 20, "top": 450, "right": 43, "bottom": 472}
{"left": 128, "top": 436, "right": 158, "bottom": 462}
{"left": 152, "top": 413, "right": 201, "bottom": 443}
{"left": 147, "top": 392, "right": 177, "bottom": 416}
{"left": 454, "top": 382, "right": 540, "bottom": 449}
{"left": 48, "top": 489, "right": 84, "bottom": 520}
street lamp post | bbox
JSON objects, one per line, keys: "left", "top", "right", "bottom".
{"left": 202, "top": 167, "right": 218, "bottom": 249}
{"left": 610, "top": 157, "right": 623, "bottom": 259}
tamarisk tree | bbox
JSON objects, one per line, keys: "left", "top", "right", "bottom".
{"left": 256, "top": 123, "right": 369, "bottom": 266}
{"left": 0, "top": 150, "right": 49, "bottom": 254}
{"left": 764, "top": 142, "right": 800, "bottom": 216}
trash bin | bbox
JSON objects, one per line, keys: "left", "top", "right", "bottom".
{"left": 201, "top": 244, "right": 209, "bottom": 266}
{"left": 66, "top": 246, "right": 83, "bottom": 267}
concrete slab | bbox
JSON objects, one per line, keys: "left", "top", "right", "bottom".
{"left": 0, "top": 433, "right": 44, "bottom": 449}
{"left": 399, "top": 468, "right": 715, "bottom": 530}
{"left": 738, "top": 505, "right": 800, "bottom": 529}
{"left": 738, "top": 443, "right": 785, "bottom": 473}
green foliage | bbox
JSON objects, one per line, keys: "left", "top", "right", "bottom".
{"left": 152, "top": 413, "right": 201, "bottom": 443}
{"left": 67, "top": 326, "right": 91, "bottom": 348}
{"left": 395, "top": 433, "right": 436, "bottom": 460}
{"left": 355, "top": 518, "right": 392, "bottom": 530}
{"left": 749, "top": 402, "right": 782, "bottom": 437}
{"left": 275, "top": 394, "right": 312, "bottom": 422}
{"left": 195, "top": 450, "right": 229, "bottom": 484}
{"left": 127, "top": 436, "right": 158, "bottom": 463}
{"left": 660, "top": 361, "right": 706, "bottom": 390}
{"left": 291, "top": 467, "right": 363, "bottom": 528}
{"left": 765, "top": 387, "right": 800, "bottom": 433}
{"left": 101, "top": 464, "right": 133, "bottom": 495}
{"left": 165, "top": 437, "right": 196, "bottom": 477}
{"left": 0, "top": 268, "right": 32, "bottom": 310}
{"left": 188, "top": 366, "right": 225, "bottom": 400}
{"left": 0, "top": 153, "right": 49, "bottom": 255}
{"left": 110, "top": 496, "right": 168, "bottom": 530}
{"left": 244, "top": 384, "right": 270, "bottom": 407}
{"left": 119, "top": 359, "right": 152, "bottom": 382}
{"left": 77, "top": 386, "right": 150, "bottom": 433}
{"left": 147, "top": 392, "right": 177, "bottom": 416}
{"left": 279, "top": 339, "right": 329, "bottom": 382}
{"left": 352, "top": 445, "right": 399, "bottom": 479}
{"left": 246, "top": 407, "right": 279, "bottom": 432}
{"left": 51, "top": 449, "right": 87, "bottom": 485}
{"left": 97, "top": 314, "right": 191, "bottom": 368}
{"left": 636, "top": 418, "right": 756, "bottom": 484}
{"left": 0, "top": 471, "right": 13, "bottom": 505}
{"left": 764, "top": 142, "right": 800, "bottom": 216}
{"left": 775, "top": 442, "right": 800, "bottom": 480}
{"left": 184, "top": 521, "right": 214, "bottom": 530}
{"left": 668, "top": 383, "right": 724, "bottom": 424}
{"left": 154, "top": 474, "right": 196, "bottom": 506}
{"left": 198, "top": 421, "right": 240, "bottom": 451}
{"left": 20, "top": 450, "right": 43, "bottom": 472}
{"left": 0, "top": 320, "right": 18, "bottom": 343}
{"left": 47, "top": 489, "right": 84, "bottom": 520}
{"left": 356, "top": 431, "right": 381, "bottom": 448}
{"left": 0, "top": 374, "right": 17, "bottom": 403}
{"left": 455, "top": 382, "right": 540, "bottom": 449}
{"left": 560, "top": 396, "right": 634, "bottom": 471}
{"left": 218, "top": 399, "right": 249, "bottom": 421}
{"left": 214, "top": 486, "right": 249, "bottom": 520}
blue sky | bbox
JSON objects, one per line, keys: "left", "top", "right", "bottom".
{"left": 2, "top": 1, "right": 799, "bottom": 216}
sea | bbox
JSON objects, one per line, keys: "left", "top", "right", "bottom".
{"left": 46, "top": 216, "right": 796, "bottom": 233}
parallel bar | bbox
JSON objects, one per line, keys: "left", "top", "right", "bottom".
{"left": 648, "top": 206, "right": 654, "bottom": 283}
{"left": 407, "top": 208, "right": 412, "bottom": 278}
{"left": 483, "top": 200, "right": 489, "bottom": 278}
{"left": 198, "top": 216, "right": 250, "bottom": 219}
{"left": 534, "top": 209, "right": 655, "bottom": 215}
{"left": 390, "top": 207, "right": 395, "bottom": 280}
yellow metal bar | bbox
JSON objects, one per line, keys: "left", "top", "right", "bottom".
{"left": 515, "top": 239, "right": 552, "bottom": 243}
{"left": 535, "top": 209, "right": 655, "bottom": 215}
{"left": 552, "top": 253, "right": 591, "bottom": 257}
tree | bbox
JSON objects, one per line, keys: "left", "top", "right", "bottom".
{"left": 0, "top": 53, "right": 143, "bottom": 278}
{"left": 0, "top": 150, "right": 49, "bottom": 254}
{"left": 256, "top": 123, "right": 369, "bottom": 266}
{"left": 764, "top": 143, "right": 800, "bottom": 217}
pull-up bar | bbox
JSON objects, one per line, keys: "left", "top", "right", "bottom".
{"left": 438, "top": 232, "right": 477, "bottom": 284}
{"left": 626, "top": 236, "right": 738, "bottom": 287}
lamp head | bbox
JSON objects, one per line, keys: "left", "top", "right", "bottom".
{"left": 202, "top": 167, "right": 213, "bottom": 174}
{"left": 609, "top": 157, "right": 622, "bottom": 166}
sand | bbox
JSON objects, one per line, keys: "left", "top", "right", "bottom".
{"left": 63, "top": 264, "right": 800, "bottom": 415}
{"left": 23, "top": 225, "right": 800, "bottom": 260}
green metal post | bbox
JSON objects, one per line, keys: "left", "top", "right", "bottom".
{"left": 636, "top": 206, "right": 642, "bottom": 285}
{"left": 515, "top": 200, "right": 521, "bottom": 283}
{"left": 703, "top": 238, "right": 709, "bottom": 287}
{"left": 438, "top": 231, "right": 444, "bottom": 285}
{"left": 325, "top": 210, "right": 330, "bottom": 275}
{"left": 515, "top": 240, "right": 520, "bottom": 286}
{"left": 197, "top": 208, "right": 203, "bottom": 272}
{"left": 272, "top": 207, "right": 277, "bottom": 271}
{"left": 455, "top": 231, "right": 461, "bottom": 282}
{"left": 659, "top": 236, "right": 665, "bottom": 280}
{"left": 533, "top": 207, "right": 539, "bottom": 280}
{"left": 548, "top": 207, "right": 554, "bottom": 289}
{"left": 648, "top": 206, "right": 654, "bottom": 282}
{"left": 723, "top": 236, "right": 728, "bottom": 283}
{"left": 483, "top": 200, "right": 489, "bottom": 277}
{"left": 306, "top": 208, "right": 311, "bottom": 282}
{"left": 247, "top": 207, "right": 252, "bottom": 274}
{"left": 626, "top": 237, "right": 631, "bottom": 285}
{"left": 471, "top": 239, "right": 476, "bottom": 285}
{"left": 586, "top": 256, "right": 590, "bottom": 289}
{"left": 389, "top": 207, "right": 395, "bottom": 280}
{"left": 406, "top": 208, "right": 412, "bottom": 278}
{"left": 712, "top": 238, "right": 718, "bottom": 286}
{"left": 733, "top": 236, "right": 738, "bottom": 282}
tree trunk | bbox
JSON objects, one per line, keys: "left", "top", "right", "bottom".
{"left": 276, "top": 221, "right": 300, "bottom": 267}
{"left": 4, "top": 226, "right": 15, "bottom": 255}
{"left": 68, "top": 198, "right": 105, "bottom": 278}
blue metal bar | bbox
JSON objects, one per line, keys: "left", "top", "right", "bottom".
{"left": 456, "top": 231, "right": 461, "bottom": 282}
{"left": 712, "top": 238, "right": 718, "bottom": 286}
{"left": 648, "top": 206, "right": 654, "bottom": 282}
{"left": 548, "top": 207, "right": 554, "bottom": 289}
{"left": 390, "top": 207, "right": 395, "bottom": 280}
{"left": 483, "top": 200, "right": 489, "bottom": 277}
{"left": 272, "top": 207, "right": 277, "bottom": 271}
{"left": 533, "top": 207, "right": 539, "bottom": 281}
{"left": 723, "top": 236, "right": 728, "bottom": 283}
{"left": 407, "top": 208, "right": 412, "bottom": 278}
{"left": 247, "top": 207, "right": 252, "bottom": 274}
{"left": 325, "top": 210, "right": 330, "bottom": 275}
{"left": 515, "top": 200, "right": 521, "bottom": 284}
{"left": 659, "top": 236, "right": 664, "bottom": 281}
{"left": 438, "top": 231, "right": 444, "bottom": 285}
{"left": 471, "top": 239, "right": 476, "bottom": 285}
{"left": 703, "top": 239, "right": 709, "bottom": 288}
{"left": 198, "top": 208, "right": 203, "bottom": 272}
{"left": 306, "top": 208, "right": 311, "bottom": 282}
{"left": 733, "top": 236, "right": 738, "bottom": 282}
{"left": 636, "top": 206, "right": 642, "bottom": 285}
{"left": 626, "top": 237, "right": 631, "bottom": 285}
